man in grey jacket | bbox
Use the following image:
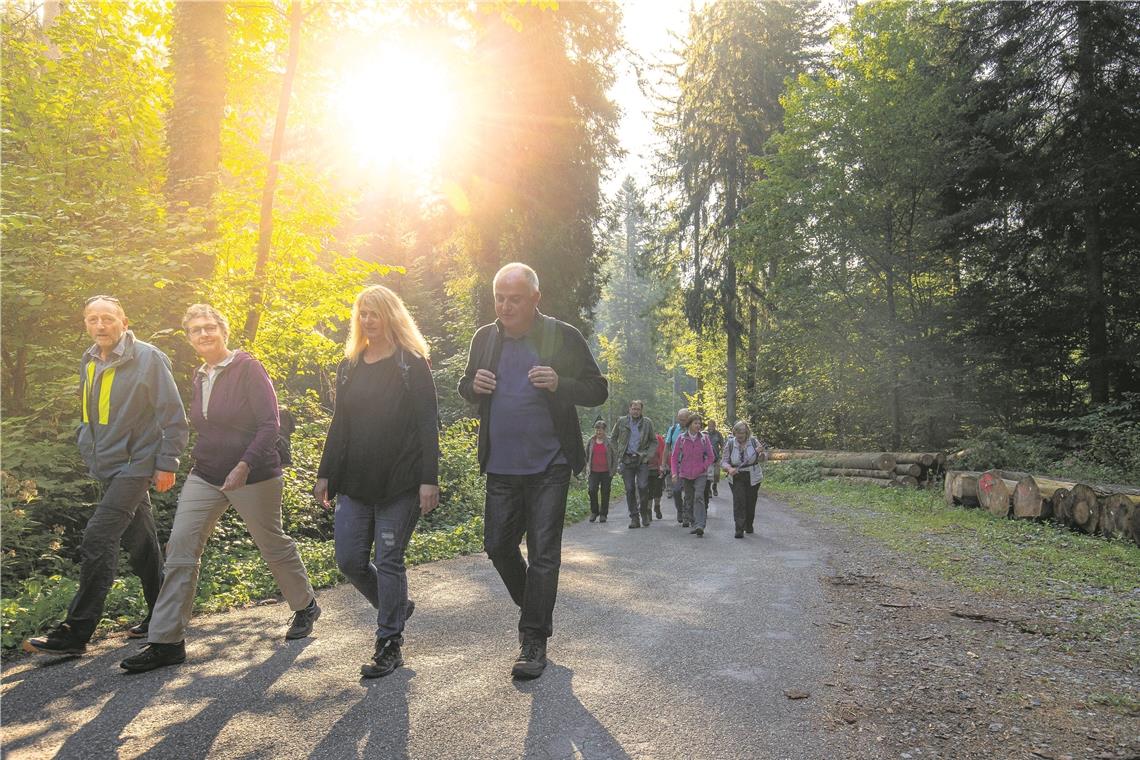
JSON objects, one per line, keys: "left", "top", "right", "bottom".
{"left": 24, "top": 296, "right": 189, "bottom": 656}
{"left": 610, "top": 400, "right": 656, "bottom": 528}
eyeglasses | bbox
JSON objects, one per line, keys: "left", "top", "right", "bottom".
{"left": 85, "top": 295, "right": 121, "bottom": 305}
{"left": 186, "top": 323, "right": 222, "bottom": 337}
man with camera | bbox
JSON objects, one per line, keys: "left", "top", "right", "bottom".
{"left": 611, "top": 400, "right": 656, "bottom": 529}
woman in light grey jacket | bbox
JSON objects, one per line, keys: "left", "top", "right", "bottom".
{"left": 721, "top": 421, "right": 766, "bottom": 539}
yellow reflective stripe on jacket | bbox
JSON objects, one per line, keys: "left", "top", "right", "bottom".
{"left": 82, "top": 361, "right": 94, "bottom": 423}
{"left": 82, "top": 361, "right": 116, "bottom": 424}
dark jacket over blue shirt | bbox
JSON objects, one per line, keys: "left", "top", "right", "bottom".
{"left": 458, "top": 311, "right": 608, "bottom": 475}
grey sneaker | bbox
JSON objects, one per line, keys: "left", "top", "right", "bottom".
{"left": 361, "top": 638, "right": 403, "bottom": 678}
{"left": 120, "top": 641, "right": 186, "bottom": 672}
{"left": 285, "top": 598, "right": 321, "bottom": 640}
{"left": 511, "top": 638, "right": 548, "bottom": 680}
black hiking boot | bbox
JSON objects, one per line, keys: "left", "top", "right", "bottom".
{"left": 599, "top": 514, "right": 607, "bottom": 523}
{"left": 23, "top": 623, "right": 87, "bottom": 656}
{"left": 285, "top": 597, "right": 321, "bottom": 640}
{"left": 120, "top": 641, "right": 186, "bottom": 672}
{"left": 361, "top": 638, "right": 403, "bottom": 678}
{"left": 628, "top": 516, "right": 640, "bottom": 529}
{"left": 126, "top": 619, "right": 149, "bottom": 639}
{"left": 511, "top": 637, "right": 548, "bottom": 680}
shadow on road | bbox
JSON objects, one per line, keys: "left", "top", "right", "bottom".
{"left": 517, "top": 664, "right": 631, "bottom": 760}
{"left": 136, "top": 631, "right": 314, "bottom": 759}
{"left": 306, "top": 668, "right": 413, "bottom": 759}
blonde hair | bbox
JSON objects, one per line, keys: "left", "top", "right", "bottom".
{"left": 345, "top": 285, "right": 430, "bottom": 364}
{"left": 732, "top": 420, "right": 751, "bottom": 437}
{"left": 181, "top": 304, "right": 230, "bottom": 339}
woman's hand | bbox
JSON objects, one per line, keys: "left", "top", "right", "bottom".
{"left": 220, "top": 461, "right": 250, "bottom": 492}
{"left": 314, "top": 478, "right": 331, "bottom": 509}
{"left": 419, "top": 484, "right": 440, "bottom": 515}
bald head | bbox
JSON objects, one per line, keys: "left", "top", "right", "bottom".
{"left": 84, "top": 296, "right": 129, "bottom": 359}
{"left": 493, "top": 263, "right": 541, "bottom": 338}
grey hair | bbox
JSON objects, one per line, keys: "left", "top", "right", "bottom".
{"left": 181, "top": 304, "right": 230, "bottom": 337}
{"left": 732, "top": 420, "right": 751, "bottom": 436}
{"left": 493, "top": 262, "right": 540, "bottom": 293}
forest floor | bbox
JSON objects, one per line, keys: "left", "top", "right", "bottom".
{"left": 780, "top": 486, "right": 1140, "bottom": 760}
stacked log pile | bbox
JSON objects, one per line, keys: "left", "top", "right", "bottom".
{"left": 769, "top": 450, "right": 946, "bottom": 489}
{"left": 944, "top": 470, "right": 1140, "bottom": 546}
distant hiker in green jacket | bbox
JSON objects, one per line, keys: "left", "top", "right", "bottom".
{"left": 25, "top": 296, "right": 188, "bottom": 657}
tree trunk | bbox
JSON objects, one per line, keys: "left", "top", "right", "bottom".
{"left": 1053, "top": 488, "right": 1072, "bottom": 526}
{"left": 1068, "top": 483, "right": 1100, "bottom": 534}
{"left": 818, "top": 453, "right": 896, "bottom": 471}
{"left": 1012, "top": 476, "right": 1053, "bottom": 520}
{"left": 820, "top": 467, "right": 893, "bottom": 479}
{"left": 1099, "top": 494, "right": 1133, "bottom": 540}
{"left": 944, "top": 471, "right": 981, "bottom": 507}
{"left": 893, "top": 463, "right": 923, "bottom": 477}
{"left": 243, "top": 1, "right": 302, "bottom": 345}
{"left": 1075, "top": 3, "right": 1110, "bottom": 404}
{"left": 888, "top": 452, "right": 937, "bottom": 467}
{"left": 977, "top": 469, "right": 1016, "bottom": 518}
{"left": 166, "top": 1, "right": 227, "bottom": 216}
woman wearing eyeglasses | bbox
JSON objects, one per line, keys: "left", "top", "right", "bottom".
{"left": 121, "top": 304, "right": 319, "bottom": 672}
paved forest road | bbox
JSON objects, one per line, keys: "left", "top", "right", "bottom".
{"left": 3, "top": 490, "right": 855, "bottom": 759}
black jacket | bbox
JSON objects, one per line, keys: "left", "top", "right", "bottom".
{"left": 458, "top": 312, "right": 608, "bottom": 475}
{"left": 318, "top": 349, "right": 440, "bottom": 502}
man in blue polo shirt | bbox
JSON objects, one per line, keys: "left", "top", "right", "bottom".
{"left": 459, "top": 263, "right": 608, "bottom": 679}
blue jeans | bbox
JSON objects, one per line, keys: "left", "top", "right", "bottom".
{"left": 66, "top": 476, "right": 164, "bottom": 641}
{"left": 484, "top": 464, "right": 570, "bottom": 641}
{"left": 334, "top": 491, "right": 420, "bottom": 642}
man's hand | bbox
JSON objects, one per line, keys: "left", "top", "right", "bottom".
{"left": 153, "top": 470, "right": 176, "bottom": 493}
{"left": 419, "top": 484, "right": 440, "bottom": 515}
{"left": 314, "top": 478, "right": 331, "bottom": 509}
{"left": 528, "top": 365, "right": 559, "bottom": 392}
{"left": 472, "top": 369, "right": 497, "bottom": 395}
{"left": 220, "top": 462, "right": 250, "bottom": 492}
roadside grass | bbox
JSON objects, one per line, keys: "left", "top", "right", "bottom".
{"left": 2, "top": 476, "right": 613, "bottom": 650}
{"left": 764, "top": 473, "right": 1140, "bottom": 651}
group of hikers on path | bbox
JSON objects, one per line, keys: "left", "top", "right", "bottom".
{"left": 22, "top": 260, "right": 763, "bottom": 685}
{"left": 586, "top": 402, "right": 767, "bottom": 539}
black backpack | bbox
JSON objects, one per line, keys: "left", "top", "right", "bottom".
{"left": 276, "top": 407, "right": 297, "bottom": 467}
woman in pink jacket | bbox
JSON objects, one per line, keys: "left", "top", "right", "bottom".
{"left": 670, "top": 411, "right": 714, "bottom": 536}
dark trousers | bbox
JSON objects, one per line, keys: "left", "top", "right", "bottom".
{"left": 484, "top": 464, "right": 570, "bottom": 641}
{"left": 66, "top": 476, "right": 164, "bottom": 641}
{"left": 730, "top": 474, "right": 760, "bottom": 532}
{"left": 671, "top": 474, "right": 684, "bottom": 521}
{"left": 587, "top": 470, "right": 612, "bottom": 516}
{"left": 621, "top": 461, "right": 650, "bottom": 519}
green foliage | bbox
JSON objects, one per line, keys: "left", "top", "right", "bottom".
{"left": 953, "top": 398, "right": 1140, "bottom": 485}
{"left": 764, "top": 459, "right": 822, "bottom": 485}
{"left": 952, "top": 428, "right": 1062, "bottom": 475}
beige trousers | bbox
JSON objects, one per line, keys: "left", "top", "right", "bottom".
{"left": 148, "top": 473, "right": 314, "bottom": 644}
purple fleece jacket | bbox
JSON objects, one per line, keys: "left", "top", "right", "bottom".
{"left": 189, "top": 351, "right": 282, "bottom": 487}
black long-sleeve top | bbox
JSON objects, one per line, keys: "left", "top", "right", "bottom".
{"left": 317, "top": 349, "right": 440, "bottom": 505}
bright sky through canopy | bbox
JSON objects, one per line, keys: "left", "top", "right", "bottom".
{"left": 328, "top": 43, "right": 458, "bottom": 176}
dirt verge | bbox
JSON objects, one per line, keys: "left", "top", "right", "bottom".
{"left": 797, "top": 497, "right": 1140, "bottom": 760}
